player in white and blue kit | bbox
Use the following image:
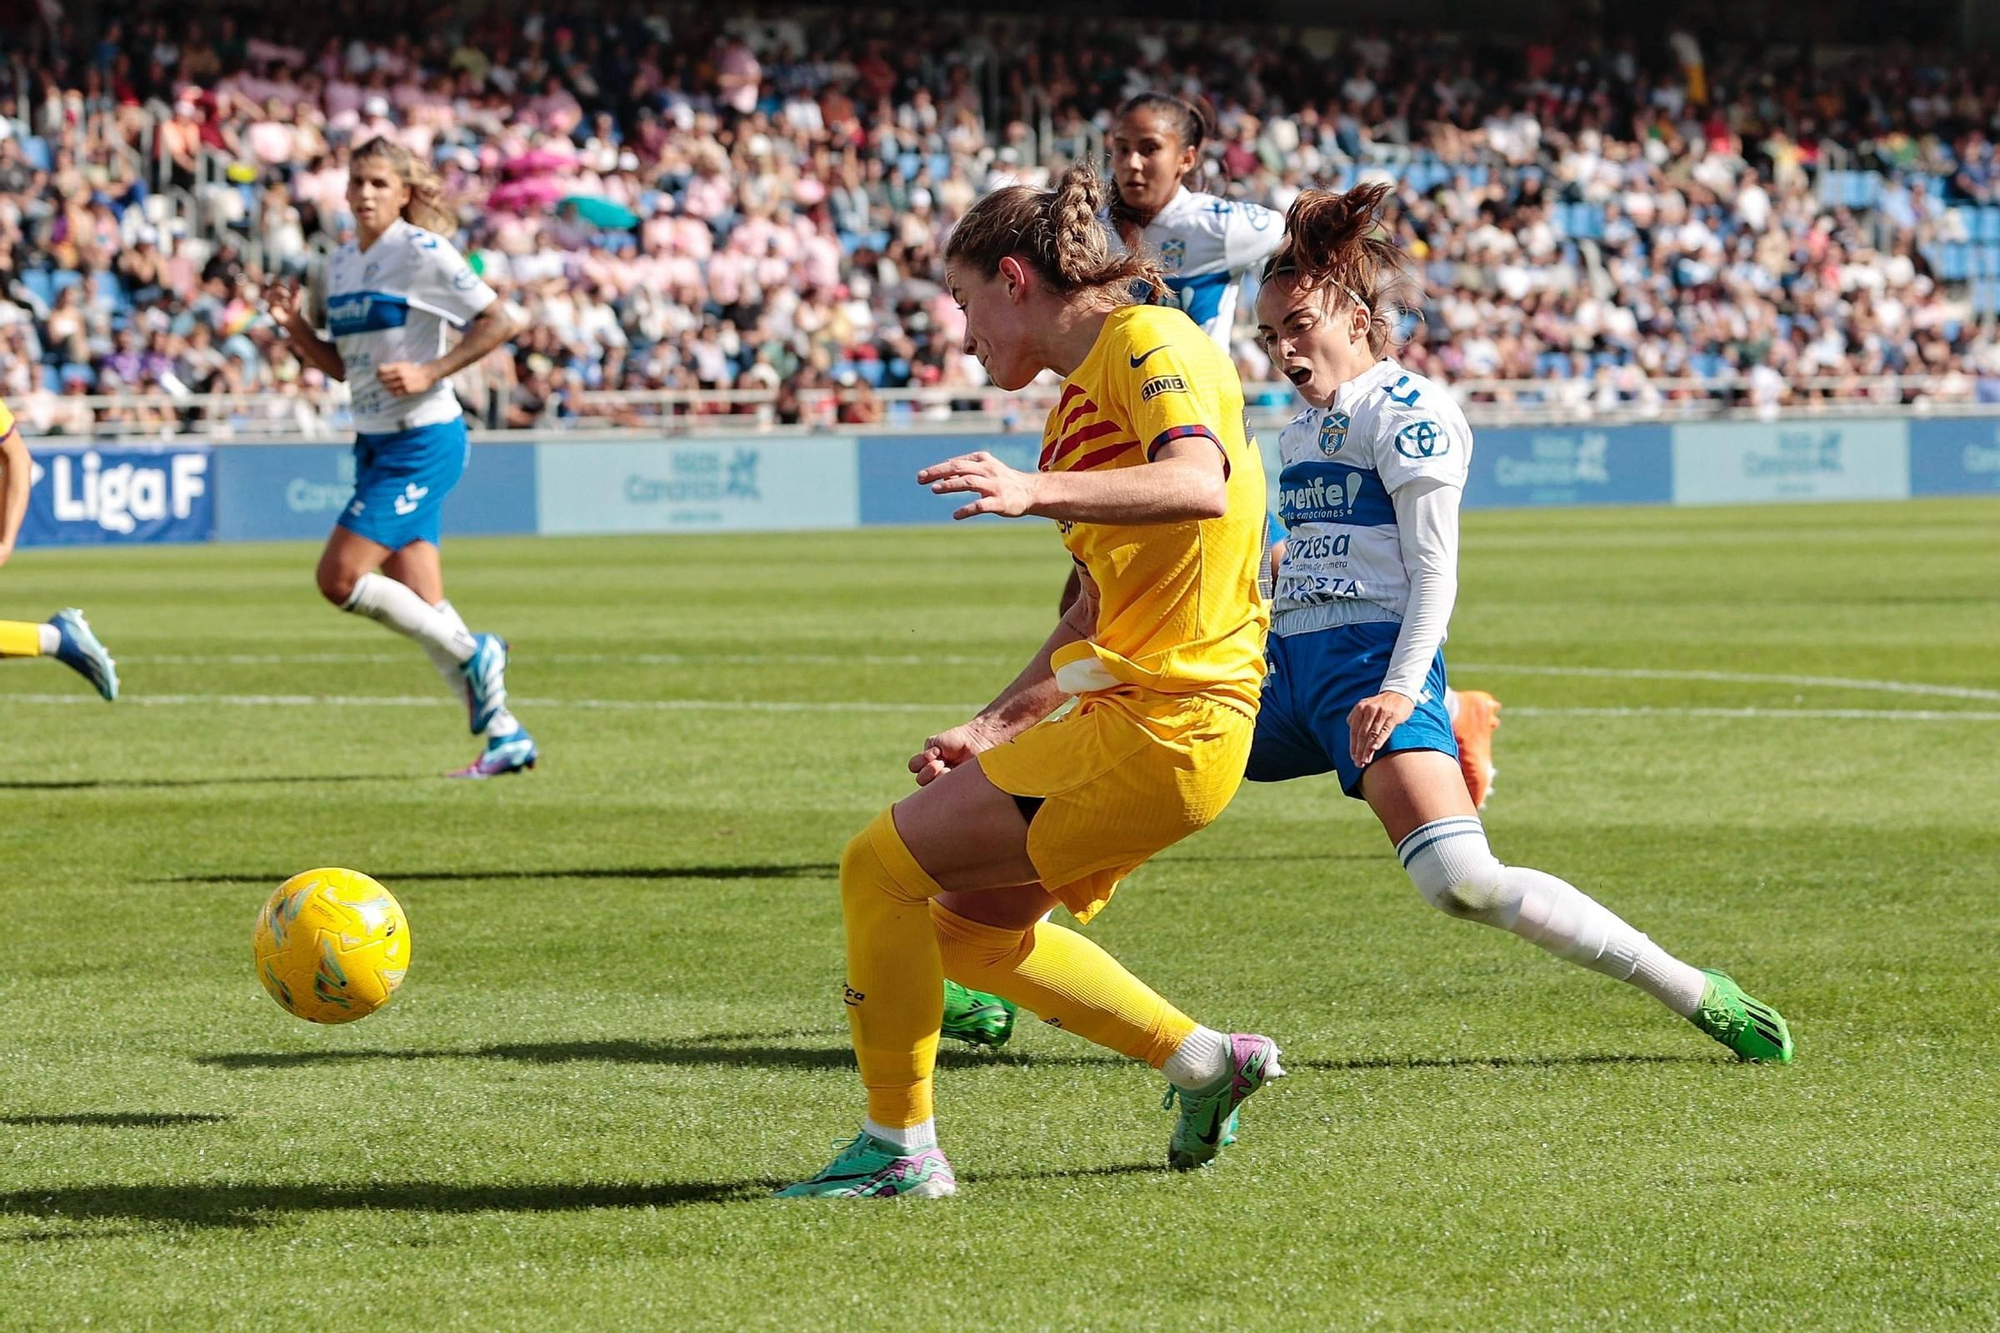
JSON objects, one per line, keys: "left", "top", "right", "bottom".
{"left": 1107, "top": 91, "right": 1505, "bottom": 804}
{"left": 1248, "top": 182, "right": 1793, "bottom": 1067}
{"left": 265, "top": 137, "right": 535, "bottom": 778}
{"left": 1107, "top": 93, "right": 1285, "bottom": 353}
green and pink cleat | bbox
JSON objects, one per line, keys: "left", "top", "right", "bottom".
{"left": 1163, "top": 1033, "right": 1286, "bottom": 1171}
{"left": 774, "top": 1133, "right": 957, "bottom": 1200}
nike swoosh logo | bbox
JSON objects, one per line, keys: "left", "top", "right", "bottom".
{"left": 1129, "top": 345, "right": 1169, "bottom": 369}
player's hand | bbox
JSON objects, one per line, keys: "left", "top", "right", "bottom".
{"left": 377, "top": 362, "right": 438, "bottom": 396}
{"left": 1347, "top": 690, "right": 1416, "bottom": 770}
{"left": 261, "top": 279, "right": 301, "bottom": 332}
{"left": 917, "top": 451, "right": 1041, "bottom": 520}
{"left": 909, "top": 718, "right": 1005, "bottom": 786}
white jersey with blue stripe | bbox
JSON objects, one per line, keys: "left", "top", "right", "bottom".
{"left": 1141, "top": 187, "right": 1284, "bottom": 350}
{"left": 1272, "top": 358, "right": 1472, "bottom": 633}
{"left": 314, "top": 218, "right": 497, "bottom": 435}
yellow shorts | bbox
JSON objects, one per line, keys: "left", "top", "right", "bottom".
{"left": 975, "top": 687, "right": 1255, "bottom": 924}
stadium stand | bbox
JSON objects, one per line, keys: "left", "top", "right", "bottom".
{"left": 4, "top": 9, "right": 2000, "bottom": 436}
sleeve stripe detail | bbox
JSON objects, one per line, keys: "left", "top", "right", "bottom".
{"left": 1044, "top": 416, "right": 1120, "bottom": 470}
{"left": 1069, "top": 439, "right": 1140, "bottom": 472}
{"left": 1145, "top": 424, "right": 1230, "bottom": 478}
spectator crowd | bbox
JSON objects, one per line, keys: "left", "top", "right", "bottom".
{"left": 5, "top": 5, "right": 2000, "bottom": 436}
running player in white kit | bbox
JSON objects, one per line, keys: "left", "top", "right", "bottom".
{"left": 264, "top": 137, "right": 536, "bottom": 778}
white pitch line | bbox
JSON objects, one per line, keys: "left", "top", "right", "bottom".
{"left": 1455, "top": 662, "right": 2000, "bottom": 703}
{"left": 6, "top": 693, "right": 2000, "bottom": 723}
{"left": 118, "top": 653, "right": 2000, "bottom": 703}
{"left": 1504, "top": 705, "right": 2000, "bottom": 723}
{"left": 0, "top": 692, "right": 974, "bottom": 713}
{"left": 123, "top": 651, "right": 1006, "bottom": 667}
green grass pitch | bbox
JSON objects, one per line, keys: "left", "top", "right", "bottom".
{"left": 3, "top": 498, "right": 1997, "bottom": 1330}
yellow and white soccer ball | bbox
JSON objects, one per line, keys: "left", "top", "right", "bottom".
{"left": 252, "top": 868, "right": 411, "bottom": 1024}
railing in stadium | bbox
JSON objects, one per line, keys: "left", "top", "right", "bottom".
{"left": 17, "top": 376, "right": 2000, "bottom": 441}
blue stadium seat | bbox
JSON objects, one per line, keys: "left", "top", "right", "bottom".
{"left": 20, "top": 269, "right": 53, "bottom": 309}
{"left": 1982, "top": 207, "right": 2000, "bottom": 242}
{"left": 59, "top": 362, "right": 95, "bottom": 389}
{"left": 49, "top": 270, "right": 82, "bottom": 295}
{"left": 20, "top": 136, "right": 50, "bottom": 171}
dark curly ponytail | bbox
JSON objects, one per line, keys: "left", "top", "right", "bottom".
{"left": 1263, "top": 182, "right": 1420, "bottom": 357}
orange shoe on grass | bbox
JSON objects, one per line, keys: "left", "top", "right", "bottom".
{"left": 1452, "top": 689, "right": 1502, "bottom": 810}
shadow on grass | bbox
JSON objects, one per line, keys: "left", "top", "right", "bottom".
{"left": 960, "top": 1161, "right": 1170, "bottom": 1186}
{"left": 1153, "top": 851, "right": 1381, "bottom": 865}
{"left": 2, "top": 774, "right": 407, "bottom": 791}
{"left": 0, "top": 1113, "right": 230, "bottom": 1128}
{"left": 0, "top": 1179, "right": 780, "bottom": 1229}
{"left": 194, "top": 1035, "right": 1122, "bottom": 1073}
{"left": 1294, "top": 1052, "right": 1712, "bottom": 1073}
{"left": 0, "top": 1159, "right": 1187, "bottom": 1230}
{"left": 162, "top": 863, "right": 838, "bottom": 885}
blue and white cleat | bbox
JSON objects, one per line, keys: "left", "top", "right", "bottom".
{"left": 50, "top": 608, "right": 117, "bottom": 701}
{"left": 460, "top": 633, "right": 511, "bottom": 735}
{"left": 447, "top": 729, "right": 538, "bottom": 780}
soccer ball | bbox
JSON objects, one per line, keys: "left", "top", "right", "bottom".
{"left": 252, "top": 868, "right": 411, "bottom": 1024}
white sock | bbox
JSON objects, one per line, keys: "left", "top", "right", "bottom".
{"left": 342, "top": 574, "right": 477, "bottom": 663}
{"left": 1161, "top": 1024, "right": 1231, "bottom": 1090}
{"left": 1444, "top": 688, "right": 1461, "bottom": 721}
{"left": 424, "top": 599, "right": 476, "bottom": 711}
{"left": 863, "top": 1117, "right": 937, "bottom": 1152}
{"left": 37, "top": 624, "right": 61, "bottom": 654}
{"left": 1398, "top": 818, "right": 1708, "bottom": 1017}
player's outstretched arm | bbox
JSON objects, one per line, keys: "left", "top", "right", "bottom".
{"left": 918, "top": 438, "right": 1228, "bottom": 526}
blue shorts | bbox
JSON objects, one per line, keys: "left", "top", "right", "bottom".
{"left": 336, "top": 418, "right": 470, "bottom": 550}
{"left": 1246, "top": 621, "right": 1458, "bottom": 798}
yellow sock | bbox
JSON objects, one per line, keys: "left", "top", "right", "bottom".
{"left": 931, "top": 902, "right": 1196, "bottom": 1068}
{"left": 840, "top": 808, "right": 944, "bottom": 1129}
{"left": 0, "top": 620, "right": 44, "bottom": 658}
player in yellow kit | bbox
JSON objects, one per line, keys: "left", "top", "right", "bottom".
{"left": 778, "top": 164, "right": 1284, "bottom": 1200}
{"left": 0, "top": 396, "right": 119, "bottom": 698}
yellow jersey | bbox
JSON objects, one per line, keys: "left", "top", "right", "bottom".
{"left": 1040, "top": 304, "right": 1269, "bottom": 712}
{"left": 0, "top": 395, "right": 14, "bottom": 437}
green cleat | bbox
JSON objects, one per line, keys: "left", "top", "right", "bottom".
{"left": 1691, "top": 969, "right": 1794, "bottom": 1063}
{"left": 774, "top": 1132, "right": 957, "bottom": 1199}
{"left": 941, "top": 980, "right": 1017, "bottom": 1049}
{"left": 1162, "top": 1034, "right": 1285, "bottom": 1171}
